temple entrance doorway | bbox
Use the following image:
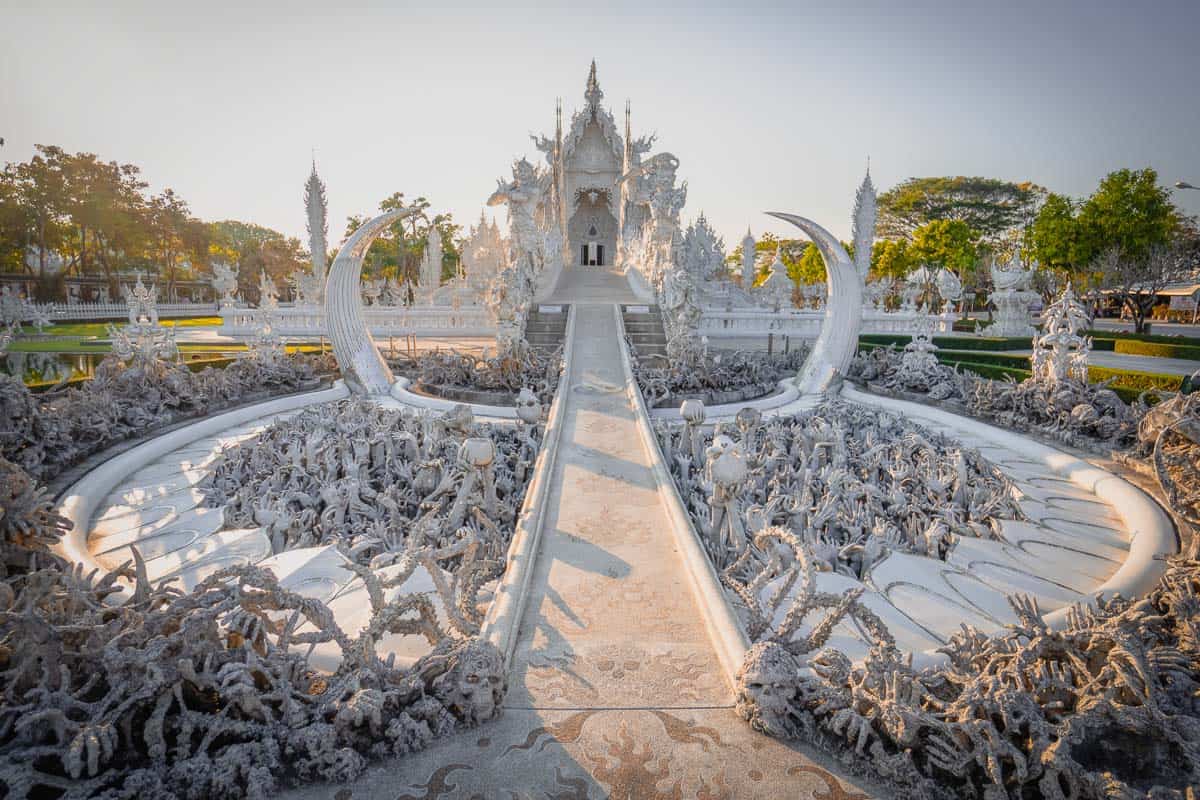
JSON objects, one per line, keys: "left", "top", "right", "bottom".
{"left": 567, "top": 192, "right": 617, "bottom": 270}
{"left": 579, "top": 241, "right": 605, "bottom": 267}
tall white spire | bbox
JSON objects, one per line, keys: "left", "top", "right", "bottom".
{"left": 851, "top": 160, "right": 876, "bottom": 278}
{"left": 741, "top": 227, "right": 756, "bottom": 287}
{"left": 584, "top": 59, "right": 603, "bottom": 113}
{"left": 305, "top": 159, "right": 329, "bottom": 284}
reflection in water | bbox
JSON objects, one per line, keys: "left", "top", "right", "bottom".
{"left": 1, "top": 351, "right": 242, "bottom": 386}
{"left": 1, "top": 352, "right": 95, "bottom": 386}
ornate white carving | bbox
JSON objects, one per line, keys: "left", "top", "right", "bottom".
{"left": 851, "top": 168, "right": 876, "bottom": 278}
{"left": 305, "top": 161, "right": 328, "bottom": 287}
{"left": 766, "top": 212, "right": 863, "bottom": 396}
{"left": 680, "top": 212, "right": 726, "bottom": 281}
{"left": 1032, "top": 282, "right": 1091, "bottom": 386}
{"left": 419, "top": 225, "right": 444, "bottom": 298}
{"left": 108, "top": 273, "right": 177, "bottom": 364}
{"left": 325, "top": 207, "right": 421, "bottom": 395}
{"left": 488, "top": 158, "right": 545, "bottom": 283}
{"left": 0, "top": 286, "right": 49, "bottom": 334}
{"left": 982, "top": 254, "right": 1038, "bottom": 337}
{"left": 210, "top": 260, "right": 239, "bottom": 307}
{"left": 462, "top": 212, "right": 507, "bottom": 293}
{"left": 741, "top": 228, "right": 756, "bottom": 287}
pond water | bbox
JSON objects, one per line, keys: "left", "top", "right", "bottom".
{"left": 1, "top": 351, "right": 244, "bottom": 387}
{"left": 1, "top": 352, "right": 99, "bottom": 385}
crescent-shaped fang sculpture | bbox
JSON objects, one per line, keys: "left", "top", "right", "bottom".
{"left": 324, "top": 207, "right": 421, "bottom": 395}
{"left": 765, "top": 212, "right": 863, "bottom": 396}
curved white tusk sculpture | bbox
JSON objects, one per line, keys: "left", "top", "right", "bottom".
{"left": 765, "top": 212, "right": 863, "bottom": 396}
{"left": 324, "top": 207, "right": 420, "bottom": 395}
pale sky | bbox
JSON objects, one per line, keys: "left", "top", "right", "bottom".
{"left": 3, "top": 0, "right": 1199, "bottom": 250}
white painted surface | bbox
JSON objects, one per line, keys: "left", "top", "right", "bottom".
{"left": 56, "top": 383, "right": 350, "bottom": 594}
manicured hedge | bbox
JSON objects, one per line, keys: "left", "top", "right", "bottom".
{"left": 859, "top": 334, "right": 1034, "bottom": 351}
{"left": 1085, "top": 329, "right": 1200, "bottom": 347}
{"left": 936, "top": 350, "right": 1031, "bottom": 369}
{"left": 1088, "top": 366, "right": 1183, "bottom": 394}
{"left": 950, "top": 361, "right": 1031, "bottom": 383}
{"left": 1111, "top": 339, "right": 1200, "bottom": 361}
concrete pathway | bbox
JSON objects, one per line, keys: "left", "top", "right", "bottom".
{"left": 285, "top": 275, "right": 877, "bottom": 798}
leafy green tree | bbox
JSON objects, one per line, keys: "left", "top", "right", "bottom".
{"left": 869, "top": 239, "right": 915, "bottom": 280}
{"left": 910, "top": 219, "right": 980, "bottom": 276}
{"left": 210, "top": 220, "right": 303, "bottom": 302}
{"left": 1026, "top": 193, "right": 1078, "bottom": 270}
{"left": 1, "top": 146, "right": 72, "bottom": 298}
{"left": 877, "top": 177, "right": 1044, "bottom": 242}
{"left": 1074, "top": 168, "right": 1179, "bottom": 265}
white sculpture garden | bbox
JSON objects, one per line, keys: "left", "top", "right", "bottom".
{"left": 2, "top": 61, "right": 1198, "bottom": 800}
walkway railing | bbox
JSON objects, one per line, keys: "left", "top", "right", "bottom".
{"left": 37, "top": 302, "right": 219, "bottom": 322}
{"left": 219, "top": 304, "right": 497, "bottom": 338}
{"left": 699, "top": 307, "right": 956, "bottom": 338}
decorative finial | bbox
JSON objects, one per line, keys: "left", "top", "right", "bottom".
{"left": 585, "top": 59, "right": 602, "bottom": 109}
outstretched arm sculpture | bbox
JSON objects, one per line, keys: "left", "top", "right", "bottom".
{"left": 325, "top": 207, "right": 421, "bottom": 395}
{"left": 765, "top": 212, "right": 863, "bottom": 396}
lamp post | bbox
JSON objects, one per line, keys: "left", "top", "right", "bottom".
{"left": 1175, "top": 183, "right": 1200, "bottom": 324}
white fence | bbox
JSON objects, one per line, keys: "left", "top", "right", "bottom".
{"left": 39, "top": 302, "right": 220, "bottom": 321}
{"left": 220, "top": 304, "right": 496, "bottom": 338}
{"left": 699, "top": 307, "right": 957, "bottom": 339}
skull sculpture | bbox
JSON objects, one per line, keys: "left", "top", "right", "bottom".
{"left": 515, "top": 386, "right": 542, "bottom": 425}
{"left": 735, "top": 641, "right": 802, "bottom": 738}
{"left": 432, "top": 640, "right": 506, "bottom": 726}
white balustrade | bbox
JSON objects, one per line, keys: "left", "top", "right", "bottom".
{"left": 35, "top": 302, "right": 220, "bottom": 322}
{"left": 699, "top": 307, "right": 956, "bottom": 339}
{"left": 219, "top": 304, "right": 497, "bottom": 338}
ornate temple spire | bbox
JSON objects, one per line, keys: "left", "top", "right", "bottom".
{"left": 851, "top": 160, "right": 876, "bottom": 278}
{"left": 584, "top": 58, "right": 603, "bottom": 113}
{"left": 741, "top": 228, "right": 756, "bottom": 287}
{"left": 623, "top": 99, "right": 632, "bottom": 171}
{"left": 554, "top": 97, "right": 563, "bottom": 174}
{"left": 305, "top": 159, "right": 329, "bottom": 284}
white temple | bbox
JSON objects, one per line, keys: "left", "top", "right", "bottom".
{"left": 522, "top": 60, "right": 686, "bottom": 297}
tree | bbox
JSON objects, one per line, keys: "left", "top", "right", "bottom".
{"left": 430, "top": 212, "right": 463, "bottom": 280}
{"left": 1075, "top": 168, "right": 1179, "bottom": 265}
{"left": 58, "top": 150, "right": 150, "bottom": 297}
{"left": 210, "top": 220, "right": 302, "bottom": 303}
{"left": 2, "top": 146, "right": 71, "bottom": 298}
{"left": 877, "top": 176, "right": 1044, "bottom": 242}
{"left": 1027, "top": 193, "right": 1078, "bottom": 270}
{"left": 1095, "top": 243, "right": 1185, "bottom": 334}
{"left": 869, "top": 239, "right": 916, "bottom": 280}
{"left": 910, "top": 219, "right": 980, "bottom": 276}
